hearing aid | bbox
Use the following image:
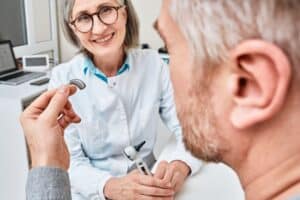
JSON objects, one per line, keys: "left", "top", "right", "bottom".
{"left": 69, "top": 79, "right": 86, "bottom": 90}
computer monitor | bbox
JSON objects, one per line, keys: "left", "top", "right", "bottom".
{"left": 0, "top": 41, "right": 18, "bottom": 75}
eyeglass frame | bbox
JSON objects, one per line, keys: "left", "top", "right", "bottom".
{"left": 69, "top": 5, "right": 125, "bottom": 33}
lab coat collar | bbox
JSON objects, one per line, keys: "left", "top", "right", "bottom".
{"left": 82, "top": 55, "right": 130, "bottom": 83}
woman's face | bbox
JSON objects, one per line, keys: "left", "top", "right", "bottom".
{"left": 71, "top": 0, "right": 127, "bottom": 58}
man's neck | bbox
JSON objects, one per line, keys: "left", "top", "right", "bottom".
{"left": 241, "top": 153, "right": 300, "bottom": 200}
{"left": 230, "top": 82, "right": 300, "bottom": 199}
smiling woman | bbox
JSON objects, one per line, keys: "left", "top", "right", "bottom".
{"left": 49, "top": 0, "right": 202, "bottom": 199}
{"left": 61, "top": 0, "right": 139, "bottom": 54}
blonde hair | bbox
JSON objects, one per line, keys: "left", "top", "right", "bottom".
{"left": 170, "top": 0, "right": 300, "bottom": 73}
{"left": 60, "top": 0, "right": 139, "bottom": 52}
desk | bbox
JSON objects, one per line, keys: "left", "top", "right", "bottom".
{"left": 0, "top": 78, "right": 48, "bottom": 199}
{"left": 154, "top": 136, "right": 245, "bottom": 200}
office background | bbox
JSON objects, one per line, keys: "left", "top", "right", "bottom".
{"left": 0, "top": 0, "right": 244, "bottom": 199}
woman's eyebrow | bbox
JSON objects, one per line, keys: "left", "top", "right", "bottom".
{"left": 72, "top": 1, "right": 118, "bottom": 20}
{"left": 72, "top": 9, "right": 90, "bottom": 20}
{"left": 97, "top": 2, "right": 119, "bottom": 10}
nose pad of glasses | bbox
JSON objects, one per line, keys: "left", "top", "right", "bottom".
{"left": 91, "top": 15, "right": 108, "bottom": 32}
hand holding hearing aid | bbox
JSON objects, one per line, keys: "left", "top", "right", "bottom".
{"left": 20, "top": 85, "right": 82, "bottom": 170}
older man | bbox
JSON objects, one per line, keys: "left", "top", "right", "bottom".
{"left": 155, "top": 0, "right": 300, "bottom": 200}
{"left": 22, "top": 0, "right": 300, "bottom": 199}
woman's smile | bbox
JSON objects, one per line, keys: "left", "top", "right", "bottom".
{"left": 91, "top": 32, "right": 115, "bottom": 45}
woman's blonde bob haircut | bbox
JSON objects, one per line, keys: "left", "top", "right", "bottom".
{"left": 60, "top": 0, "right": 139, "bottom": 52}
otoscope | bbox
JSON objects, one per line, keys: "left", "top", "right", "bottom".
{"left": 123, "top": 141, "right": 152, "bottom": 176}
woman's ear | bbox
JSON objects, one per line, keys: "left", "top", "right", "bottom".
{"left": 228, "top": 40, "right": 291, "bottom": 129}
{"left": 68, "top": 20, "right": 77, "bottom": 34}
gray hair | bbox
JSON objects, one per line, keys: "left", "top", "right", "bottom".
{"left": 170, "top": 0, "right": 300, "bottom": 74}
{"left": 60, "top": 0, "right": 139, "bottom": 52}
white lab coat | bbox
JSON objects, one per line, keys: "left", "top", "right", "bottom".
{"left": 48, "top": 49, "right": 202, "bottom": 200}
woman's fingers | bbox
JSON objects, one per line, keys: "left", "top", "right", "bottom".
{"left": 136, "top": 184, "right": 174, "bottom": 197}
{"left": 170, "top": 171, "right": 182, "bottom": 191}
{"left": 138, "top": 174, "right": 172, "bottom": 189}
{"left": 162, "top": 165, "right": 174, "bottom": 186}
{"left": 154, "top": 161, "right": 168, "bottom": 179}
{"left": 138, "top": 194, "right": 174, "bottom": 200}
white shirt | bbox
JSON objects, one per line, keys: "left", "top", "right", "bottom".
{"left": 48, "top": 49, "right": 202, "bottom": 200}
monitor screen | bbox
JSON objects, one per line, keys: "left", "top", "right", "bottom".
{"left": 0, "top": 0, "right": 28, "bottom": 46}
{"left": 25, "top": 57, "right": 47, "bottom": 67}
{"left": 0, "top": 43, "right": 16, "bottom": 73}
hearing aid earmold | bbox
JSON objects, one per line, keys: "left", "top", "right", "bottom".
{"left": 69, "top": 79, "right": 86, "bottom": 90}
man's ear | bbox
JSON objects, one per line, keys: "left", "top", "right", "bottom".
{"left": 228, "top": 40, "right": 291, "bottom": 129}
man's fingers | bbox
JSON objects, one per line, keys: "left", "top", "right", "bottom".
{"left": 23, "top": 85, "right": 77, "bottom": 117}
{"left": 64, "top": 100, "right": 72, "bottom": 110}
{"left": 41, "top": 86, "right": 77, "bottom": 123}
{"left": 63, "top": 104, "right": 80, "bottom": 120}
{"left": 67, "top": 84, "right": 77, "bottom": 96}
{"left": 58, "top": 114, "right": 81, "bottom": 130}
{"left": 23, "top": 88, "right": 58, "bottom": 116}
{"left": 154, "top": 161, "right": 168, "bottom": 179}
{"left": 58, "top": 108, "right": 81, "bottom": 129}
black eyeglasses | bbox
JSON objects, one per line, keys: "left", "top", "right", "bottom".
{"left": 70, "top": 5, "right": 124, "bottom": 33}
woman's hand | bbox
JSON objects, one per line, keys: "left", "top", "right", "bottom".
{"left": 104, "top": 170, "right": 175, "bottom": 200}
{"left": 154, "top": 160, "right": 190, "bottom": 193}
{"left": 20, "top": 85, "right": 81, "bottom": 170}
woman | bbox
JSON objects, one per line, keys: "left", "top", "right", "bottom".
{"left": 49, "top": 0, "right": 201, "bottom": 199}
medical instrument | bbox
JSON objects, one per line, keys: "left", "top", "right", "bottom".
{"left": 23, "top": 54, "right": 50, "bottom": 72}
{"left": 69, "top": 79, "right": 86, "bottom": 90}
{"left": 123, "top": 141, "right": 152, "bottom": 176}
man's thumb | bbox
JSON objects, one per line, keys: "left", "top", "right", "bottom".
{"left": 41, "top": 86, "right": 70, "bottom": 122}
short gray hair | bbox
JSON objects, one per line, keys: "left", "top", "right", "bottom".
{"left": 170, "top": 0, "right": 300, "bottom": 74}
{"left": 60, "top": 0, "right": 139, "bottom": 52}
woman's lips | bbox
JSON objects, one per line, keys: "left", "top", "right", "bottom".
{"left": 92, "top": 33, "right": 115, "bottom": 44}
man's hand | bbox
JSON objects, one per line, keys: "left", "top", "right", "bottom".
{"left": 20, "top": 85, "right": 81, "bottom": 171}
{"left": 154, "top": 160, "right": 190, "bottom": 193}
{"left": 104, "top": 170, "right": 175, "bottom": 200}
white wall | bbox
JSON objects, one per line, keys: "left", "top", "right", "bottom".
{"left": 57, "top": 0, "right": 78, "bottom": 62}
{"left": 131, "top": 0, "right": 163, "bottom": 49}
{"left": 57, "top": 0, "right": 163, "bottom": 62}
